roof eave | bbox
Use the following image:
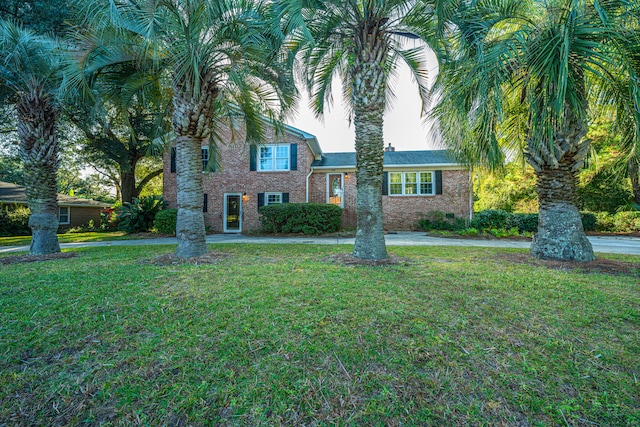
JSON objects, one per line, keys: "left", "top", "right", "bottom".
{"left": 283, "top": 124, "right": 323, "bottom": 159}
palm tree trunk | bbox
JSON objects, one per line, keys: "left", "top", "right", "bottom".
{"left": 174, "top": 134, "right": 206, "bottom": 257}
{"left": 351, "top": 56, "right": 388, "bottom": 260}
{"left": 171, "top": 82, "right": 217, "bottom": 258}
{"left": 16, "top": 90, "right": 60, "bottom": 255}
{"left": 527, "top": 120, "right": 594, "bottom": 262}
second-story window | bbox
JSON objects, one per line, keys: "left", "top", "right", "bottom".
{"left": 259, "top": 144, "right": 290, "bottom": 171}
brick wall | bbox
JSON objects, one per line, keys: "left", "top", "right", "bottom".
{"left": 58, "top": 206, "right": 102, "bottom": 231}
{"left": 163, "top": 126, "right": 315, "bottom": 232}
{"left": 309, "top": 169, "right": 472, "bottom": 231}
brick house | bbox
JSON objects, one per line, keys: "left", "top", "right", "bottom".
{"left": 0, "top": 181, "right": 107, "bottom": 232}
{"left": 163, "top": 124, "right": 472, "bottom": 232}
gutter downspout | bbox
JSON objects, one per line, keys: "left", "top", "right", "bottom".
{"left": 306, "top": 166, "right": 314, "bottom": 203}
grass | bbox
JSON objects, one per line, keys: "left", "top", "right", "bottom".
{"left": 1, "top": 244, "right": 638, "bottom": 426}
{"left": 0, "top": 231, "right": 136, "bottom": 247}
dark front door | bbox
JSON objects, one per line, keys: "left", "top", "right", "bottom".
{"left": 224, "top": 193, "right": 242, "bottom": 232}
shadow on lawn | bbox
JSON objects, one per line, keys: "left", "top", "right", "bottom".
{"left": 500, "top": 253, "right": 640, "bottom": 277}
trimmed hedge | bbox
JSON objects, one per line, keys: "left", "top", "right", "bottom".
{"left": 0, "top": 204, "right": 31, "bottom": 236}
{"left": 416, "top": 211, "right": 466, "bottom": 231}
{"left": 472, "top": 209, "right": 511, "bottom": 230}
{"left": 590, "top": 211, "right": 640, "bottom": 232}
{"left": 154, "top": 209, "right": 177, "bottom": 235}
{"left": 466, "top": 209, "right": 598, "bottom": 233}
{"left": 259, "top": 203, "right": 342, "bottom": 234}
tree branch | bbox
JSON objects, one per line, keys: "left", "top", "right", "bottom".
{"left": 135, "top": 168, "right": 163, "bottom": 193}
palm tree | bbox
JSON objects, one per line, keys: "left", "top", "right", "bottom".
{"left": 74, "top": 0, "right": 295, "bottom": 258}
{"left": 279, "top": 0, "right": 438, "bottom": 260}
{"left": 0, "top": 20, "right": 63, "bottom": 255}
{"left": 433, "top": 0, "right": 639, "bottom": 261}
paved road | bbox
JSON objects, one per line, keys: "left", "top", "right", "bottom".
{"left": 1, "top": 232, "right": 638, "bottom": 255}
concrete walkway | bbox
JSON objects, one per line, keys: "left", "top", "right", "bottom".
{"left": 1, "top": 232, "right": 639, "bottom": 255}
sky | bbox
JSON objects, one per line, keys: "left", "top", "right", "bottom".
{"left": 286, "top": 48, "right": 441, "bottom": 154}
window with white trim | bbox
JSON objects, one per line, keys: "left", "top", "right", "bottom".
{"left": 265, "top": 192, "right": 282, "bottom": 205}
{"left": 259, "top": 144, "right": 289, "bottom": 171}
{"left": 389, "top": 171, "right": 434, "bottom": 195}
{"left": 201, "top": 146, "right": 209, "bottom": 172}
{"left": 58, "top": 206, "right": 70, "bottom": 224}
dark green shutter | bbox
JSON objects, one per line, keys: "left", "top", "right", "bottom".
{"left": 258, "top": 192, "right": 264, "bottom": 208}
{"left": 203, "top": 194, "right": 208, "bottom": 212}
{"left": 250, "top": 145, "right": 257, "bottom": 171}
{"left": 382, "top": 172, "right": 388, "bottom": 195}
{"left": 435, "top": 170, "right": 443, "bottom": 195}
{"left": 170, "top": 147, "right": 176, "bottom": 173}
{"left": 282, "top": 193, "right": 289, "bottom": 203}
{"left": 290, "top": 144, "right": 297, "bottom": 170}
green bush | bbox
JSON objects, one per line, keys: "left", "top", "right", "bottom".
{"left": 417, "top": 211, "right": 466, "bottom": 231}
{"left": 0, "top": 204, "right": 31, "bottom": 236}
{"left": 67, "top": 219, "right": 99, "bottom": 233}
{"left": 507, "top": 213, "right": 539, "bottom": 233}
{"left": 489, "top": 227, "right": 520, "bottom": 238}
{"left": 471, "top": 209, "right": 510, "bottom": 230}
{"left": 155, "top": 209, "right": 177, "bottom": 235}
{"left": 612, "top": 211, "right": 640, "bottom": 232}
{"left": 469, "top": 210, "right": 596, "bottom": 233}
{"left": 259, "top": 203, "right": 342, "bottom": 234}
{"left": 457, "top": 227, "right": 479, "bottom": 236}
{"left": 594, "top": 212, "right": 615, "bottom": 231}
{"left": 580, "top": 212, "right": 597, "bottom": 232}
{"left": 115, "top": 196, "right": 167, "bottom": 234}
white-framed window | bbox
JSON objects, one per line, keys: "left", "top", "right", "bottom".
{"left": 58, "top": 206, "right": 70, "bottom": 224}
{"left": 389, "top": 171, "right": 434, "bottom": 196}
{"left": 202, "top": 146, "right": 209, "bottom": 172}
{"left": 265, "top": 192, "right": 282, "bottom": 205}
{"left": 259, "top": 144, "right": 289, "bottom": 171}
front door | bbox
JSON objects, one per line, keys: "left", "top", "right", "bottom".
{"left": 224, "top": 193, "right": 242, "bottom": 233}
{"left": 327, "top": 173, "right": 344, "bottom": 208}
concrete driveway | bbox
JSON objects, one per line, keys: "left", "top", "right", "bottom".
{"left": 1, "top": 232, "right": 638, "bottom": 255}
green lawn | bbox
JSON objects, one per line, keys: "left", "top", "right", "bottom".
{"left": 0, "top": 231, "right": 135, "bottom": 246}
{"left": 1, "top": 245, "right": 638, "bottom": 426}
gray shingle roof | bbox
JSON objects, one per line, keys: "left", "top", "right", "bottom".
{"left": 0, "top": 181, "right": 109, "bottom": 207}
{"left": 311, "top": 150, "right": 460, "bottom": 168}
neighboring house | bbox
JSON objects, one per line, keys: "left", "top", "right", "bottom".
{"left": 0, "top": 181, "right": 108, "bottom": 231}
{"left": 163, "top": 125, "right": 472, "bottom": 233}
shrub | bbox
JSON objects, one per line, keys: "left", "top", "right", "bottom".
{"left": 115, "top": 196, "right": 167, "bottom": 234}
{"left": 595, "top": 212, "right": 615, "bottom": 231}
{"left": 471, "top": 210, "right": 596, "bottom": 233}
{"left": 612, "top": 211, "right": 640, "bottom": 232}
{"left": 67, "top": 220, "right": 99, "bottom": 233}
{"left": 417, "top": 211, "right": 466, "bottom": 231}
{"left": 507, "top": 213, "right": 539, "bottom": 233}
{"left": 259, "top": 203, "right": 342, "bottom": 234}
{"left": 0, "top": 204, "right": 31, "bottom": 236}
{"left": 457, "top": 227, "right": 479, "bottom": 236}
{"left": 580, "top": 212, "right": 597, "bottom": 232}
{"left": 155, "top": 209, "right": 178, "bottom": 235}
{"left": 471, "top": 209, "right": 510, "bottom": 230}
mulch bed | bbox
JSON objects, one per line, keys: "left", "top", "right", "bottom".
{"left": 499, "top": 253, "right": 640, "bottom": 277}
{"left": 140, "top": 251, "right": 232, "bottom": 266}
{"left": 1, "top": 252, "right": 78, "bottom": 265}
{"left": 323, "top": 253, "right": 412, "bottom": 266}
